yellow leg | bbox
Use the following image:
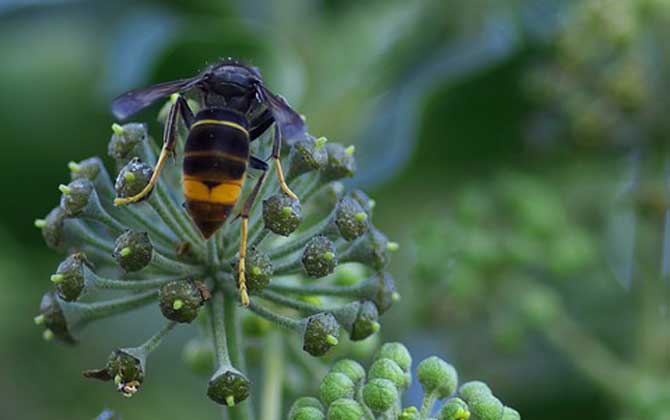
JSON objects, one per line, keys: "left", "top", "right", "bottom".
{"left": 114, "top": 146, "right": 170, "bottom": 206}
{"left": 274, "top": 158, "right": 298, "bottom": 200}
{"left": 238, "top": 217, "right": 250, "bottom": 306}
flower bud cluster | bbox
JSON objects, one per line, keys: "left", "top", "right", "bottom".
{"left": 33, "top": 103, "right": 396, "bottom": 408}
{"left": 289, "top": 342, "right": 519, "bottom": 420}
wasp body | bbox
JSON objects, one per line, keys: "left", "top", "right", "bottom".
{"left": 110, "top": 59, "right": 309, "bottom": 304}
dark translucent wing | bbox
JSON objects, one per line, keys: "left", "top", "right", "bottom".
{"left": 112, "top": 77, "right": 200, "bottom": 120}
{"left": 258, "top": 85, "right": 309, "bottom": 146}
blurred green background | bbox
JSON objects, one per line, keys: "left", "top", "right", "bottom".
{"left": 1, "top": 0, "right": 669, "bottom": 419}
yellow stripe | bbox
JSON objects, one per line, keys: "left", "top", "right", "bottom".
{"left": 184, "top": 150, "right": 247, "bottom": 164}
{"left": 192, "top": 119, "right": 249, "bottom": 137}
{"left": 183, "top": 179, "right": 244, "bottom": 204}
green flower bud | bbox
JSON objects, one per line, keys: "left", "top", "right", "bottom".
{"left": 361, "top": 272, "right": 397, "bottom": 314}
{"left": 362, "top": 378, "right": 398, "bottom": 413}
{"left": 335, "top": 196, "right": 369, "bottom": 241}
{"left": 323, "top": 143, "right": 356, "bottom": 181}
{"left": 234, "top": 247, "right": 273, "bottom": 293}
{"left": 350, "top": 189, "right": 375, "bottom": 216}
{"left": 417, "top": 356, "right": 458, "bottom": 399}
{"left": 458, "top": 381, "right": 491, "bottom": 401}
{"left": 368, "top": 358, "right": 405, "bottom": 389}
{"left": 302, "top": 236, "right": 337, "bottom": 278}
{"left": 115, "top": 158, "right": 153, "bottom": 200}
{"left": 303, "top": 312, "right": 341, "bottom": 356}
{"left": 53, "top": 253, "right": 91, "bottom": 301}
{"left": 342, "top": 227, "right": 389, "bottom": 270}
{"left": 439, "top": 398, "right": 471, "bottom": 420}
{"left": 59, "top": 179, "right": 94, "bottom": 217}
{"left": 108, "top": 123, "right": 148, "bottom": 165}
{"left": 40, "top": 206, "right": 67, "bottom": 250}
{"left": 84, "top": 349, "right": 145, "bottom": 398}
{"left": 182, "top": 338, "right": 215, "bottom": 375}
{"left": 113, "top": 230, "right": 153, "bottom": 272}
{"left": 375, "top": 342, "right": 412, "bottom": 372}
{"left": 263, "top": 193, "right": 303, "bottom": 236}
{"left": 289, "top": 397, "right": 325, "bottom": 417}
{"left": 69, "top": 157, "right": 102, "bottom": 182}
{"left": 37, "top": 291, "right": 75, "bottom": 344}
{"left": 400, "top": 406, "right": 421, "bottom": 420}
{"left": 466, "top": 394, "right": 504, "bottom": 420}
{"left": 330, "top": 359, "right": 366, "bottom": 384}
{"left": 290, "top": 407, "right": 326, "bottom": 420}
{"left": 327, "top": 398, "right": 364, "bottom": 420}
{"left": 333, "top": 264, "right": 365, "bottom": 286}
{"left": 286, "top": 136, "right": 328, "bottom": 180}
{"left": 501, "top": 407, "right": 520, "bottom": 420}
{"left": 159, "top": 280, "right": 209, "bottom": 323}
{"left": 350, "top": 300, "right": 380, "bottom": 341}
{"left": 319, "top": 372, "right": 355, "bottom": 406}
{"left": 207, "top": 366, "right": 250, "bottom": 406}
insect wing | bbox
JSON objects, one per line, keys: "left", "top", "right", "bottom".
{"left": 258, "top": 85, "right": 309, "bottom": 146}
{"left": 112, "top": 77, "right": 200, "bottom": 120}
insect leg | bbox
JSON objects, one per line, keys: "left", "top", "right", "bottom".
{"left": 237, "top": 169, "right": 268, "bottom": 306}
{"left": 114, "top": 96, "right": 190, "bottom": 206}
{"left": 248, "top": 109, "right": 273, "bottom": 141}
{"left": 271, "top": 126, "right": 299, "bottom": 200}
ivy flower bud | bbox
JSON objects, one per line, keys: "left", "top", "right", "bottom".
{"left": 319, "top": 372, "right": 355, "bottom": 406}
{"left": 375, "top": 342, "right": 412, "bottom": 372}
{"left": 302, "top": 236, "right": 337, "bottom": 278}
{"left": 182, "top": 338, "right": 215, "bottom": 375}
{"left": 159, "top": 280, "right": 209, "bottom": 323}
{"left": 323, "top": 143, "right": 356, "bottom": 181}
{"left": 53, "top": 253, "right": 91, "bottom": 301}
{"left": 458, "top": 381, "right": 504, "bottom": 420}
{"left": 263, "top": 194, "right": 303, "bottom": 236}
{"left": 350, "top": 300, "right": 380, "bottom": 341}
{"left": 108, "top": 123, "right": 148, "bottom": 165}
{"left": 84, "top": 349, "right": 145, "bottom": 397}
{"left": 289, "top": 397, "right": 325, "bottom": 418}
{"left": 362, "top": 378, "right": 399, "bottom": 414}
{"left": 113, "top": 230, "right": 153, "bottom": 272}
{"left": 335, "top": 196, "right": 369, "bottom": 241}
{"left": 368, "top": 358, "right": 405, "bottom": 390}
{"left": 234, "top": 248, "right": 273, "bottom": 293}
{"left": 417, "top": 356, "right": 458, "bottom": 399}
{"left": 207, "top": 366, "right": 251, "bottom": 406}
{"left": 362, "top": 272, "right": 397, "bottom": 314}
{"left": 327, "top": 398, "right": 365, "bottom": 420}
{"left": 400, "top": 406, "right": 421, "bottom": 420}
{"left": 350, "top": 189, "right": 375, "bottom": 216}
{"left": 69, "top": 157, "right": 103, "bottom": 182}
{"left": 330, "top": 359, "right": 366, "bottom": 384}
{"left": 59, "top": 179, "right": 94, "bottom": 217}
{"left": 37, "top": 291, "right": 75, "bottom": 344}
{"left": 303, "top": 312, "right": 340, "bottom": 356}
{"left": 439, "top": 398, "right": 471, "bottom": 420}
{"left": 289, "top": 407, "right": 325, "bottom": 420}
{"left": 342, "top": 227, "right": 390, "bottom": 270}
{"left": 115, "top": 158, "right": 153, "bottom": 200}
{"left": 502, "top": 407, "right": 520, "bottom": 420}
{"left": 286, "top": 136, "right": 328, "bottom": 180}
{"left": 40, "top": 206, "right": 67, "bottom": 250}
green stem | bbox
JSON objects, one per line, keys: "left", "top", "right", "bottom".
{"left": 62, "top": 290, "right": 158, "bottom": 330}
{"left": 258, "top": 290, "right": 323, "bottom": 314}
{"left": 84, "top": 267, "right": 187, "bottom": 291}
{"left": 155, "top": 181, "right": 204, "bottom": 247}
{"left": 267, "top": 282, "right": 365, "bottom": 298}
{"left": 247, "top": 300, "right": 302, "bottom": 332}
{"left": 260, "top": 331, "right": 283, "bottom": 420}
{"left": 151, "top": 250, "right": 201, "bottom": 274}
{"left": 266, "top": 213, "right": 334, "bottom": 260}
{"left": 223, "top": 293, "right": 254, "bottom": 420}
{"left": 209, "top": 292, "right": 232, "bottom": 367}
{"left": 420, "top": 390, "right": 438, "bottom": 418}
{"left": 137, "top": 321, "right": 178, "bottom": 354}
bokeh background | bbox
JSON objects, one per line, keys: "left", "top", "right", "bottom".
{"left": 1, "top": 0, "right": 669, "bottom": 419}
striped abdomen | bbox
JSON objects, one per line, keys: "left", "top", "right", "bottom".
{"left": 183, "top": 108, "right": 249, "bottom": 239}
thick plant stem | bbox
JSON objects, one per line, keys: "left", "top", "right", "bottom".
{"left": 223, "top": 293, "right": 254, "bottom": 420}
{"left": 260, "top": 331, "right": 283, "bottom": 420}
